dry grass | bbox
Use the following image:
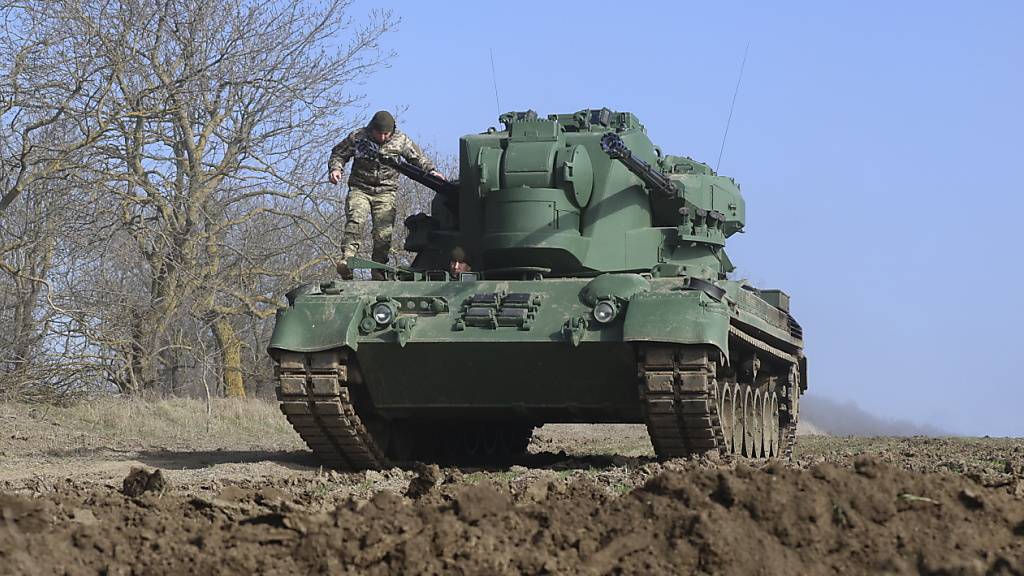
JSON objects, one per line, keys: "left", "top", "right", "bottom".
{"left": 0, "top": 396, "right": 829, "bottom": 461}
{"left": 0, "top": 396, "right": 305, "bottom": 456}
{"left": 531, "top": 424, "right": 655, "bottom": 457}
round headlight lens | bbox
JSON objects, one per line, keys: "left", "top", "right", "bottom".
{"left": 372, "top": 303, "right": 395, "bottom": 326}
{"left": 593, "top": 300, "right": 618, "bottom": 323}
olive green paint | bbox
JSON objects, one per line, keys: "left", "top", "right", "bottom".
{"left": 269, "top": 109, "right": 805, "bottom": 423}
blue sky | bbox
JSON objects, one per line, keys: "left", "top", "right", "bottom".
{"left": 343, "top": 1, "right": 1024, "bottom": 436}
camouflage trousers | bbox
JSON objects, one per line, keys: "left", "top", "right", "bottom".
{"left": 342, "top": 187, "right": 396, "bottom": 264}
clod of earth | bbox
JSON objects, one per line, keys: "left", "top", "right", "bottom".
{"left": 405, "top": 463, "right": 441, "bottom": 499}
{"left": 122, "top": 468, "right": 167, "bottom": 497}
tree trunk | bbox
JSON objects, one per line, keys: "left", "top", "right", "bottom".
{"left": 8, "top": 235, "right": 55, "bottom": 376}
{"left": 128, "top": 315, "right": 162, "bottom": 393}
{"left": 212, "top": 317, "right": 245, "bottom": 398}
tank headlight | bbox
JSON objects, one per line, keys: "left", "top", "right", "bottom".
{"left": 593, "top": 300, "right": 619, "bottom": 324}
{"left": 371, "top": 302, "right": 395, "bottom": 326}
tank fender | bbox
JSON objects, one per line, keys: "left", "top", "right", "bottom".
{"left": 622, "top": 290, "right": 730, "bottom": 356}
{"left": 268, "top": 298, "right": 364, "bottom": 354}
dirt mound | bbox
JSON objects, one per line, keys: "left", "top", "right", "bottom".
{"left": 3, "top": 403, "right": 1024, "bottom": 573}
{"left": 2, "top": 458, "right": 1022, "bottom": 575}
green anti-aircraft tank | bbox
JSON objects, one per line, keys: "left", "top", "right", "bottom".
{"left": 269, "top": 109, "right": 807, "bottom": 469}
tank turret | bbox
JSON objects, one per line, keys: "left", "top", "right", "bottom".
{"left": 406, "top": 108, "right": 744, "bottom": 282}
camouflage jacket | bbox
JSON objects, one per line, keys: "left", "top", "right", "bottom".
{"left": 328, "top": 128, "right": 437, "bottom": 192}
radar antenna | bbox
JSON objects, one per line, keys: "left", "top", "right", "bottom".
{"left": 489, "top": 48, "right": 501, "bottom": 118}
{"left": 716, "top": 42, "right": 750, "bottom": 173}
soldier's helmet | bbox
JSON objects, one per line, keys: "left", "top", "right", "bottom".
{"left": 369, "top": 110, "right": 396, "bottom": 133}
{"left": 450, "top": 246, "right": 467, "bottom": 262}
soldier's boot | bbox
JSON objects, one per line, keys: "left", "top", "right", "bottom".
{"left": 336, "top": 259, "right": 354, "bottom": 280}
{"left": 370, "top": 247, "right": 389, "bottom": 282}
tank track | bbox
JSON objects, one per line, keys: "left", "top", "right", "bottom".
{"left": 640, "top": 345, "right": 726, "bottom": 458}
{"left": 275, "top": 350, "right": 388, "bottom": 471}
{"left": 275, "top": 349, "right": 535, "bottom": 470}
{"left": 639, "top": 325, "right": 802, "bottom": 461}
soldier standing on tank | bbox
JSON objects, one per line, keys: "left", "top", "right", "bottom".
{"left": 328, "top": 110, "right": 445, "bottom": 280}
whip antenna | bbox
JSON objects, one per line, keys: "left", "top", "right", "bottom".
{"left": 716, "top": 42, "right": 749, "bottom": 173}
{"left": 489, "top": 48, "right": 501, "bottom": 117}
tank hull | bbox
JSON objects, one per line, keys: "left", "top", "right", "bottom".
{"left": 269, "top": 275, "right": 805, "bottom": 468}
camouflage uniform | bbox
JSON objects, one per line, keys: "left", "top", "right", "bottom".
{"left": 329, "top": 128, "right": 437, "bottom": 263}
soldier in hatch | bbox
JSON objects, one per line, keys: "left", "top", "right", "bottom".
{"left": 448, "top": 246, "right": 472, "bottom": 278}
{"left": 328, "top": 110, "right": 445, "bottom": 280}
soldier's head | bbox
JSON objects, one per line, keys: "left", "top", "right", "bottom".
{"left": 449, "top": 246, "right": 471, "bottom": 277}
{"left": 368, "top": 110, "right": 396, "bottom": 144}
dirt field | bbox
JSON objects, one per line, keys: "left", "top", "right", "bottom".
{"left": 1, "top": 398, "right": 1023, "bottom": 574}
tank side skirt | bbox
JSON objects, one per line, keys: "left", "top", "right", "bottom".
{"left": 275, "top": 350, "right": 388, "bottom": 470}
{"left": 728, "top": 325, "right": 798, "bottom": 365}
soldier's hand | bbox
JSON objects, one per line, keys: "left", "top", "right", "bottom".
{"left": 328, "top": 169, "right": 343, "bottom": 185}
{"left": 429, "top": 170, "right": 446, "bottom": 181}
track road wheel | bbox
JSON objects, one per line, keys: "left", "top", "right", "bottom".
{"left": 739, "top": 385, "right": 753, "bottom": 457}
{"left": 767, "top": 393, "right": 780, "bottom": 458}
{"left": 719, "top": 384, "right": 736, "bottom": 454}
{"left": 728, "top": 385, "right": 743, "bottom": 455}
{"left": 760, "top": 391, "right": 771, "bottom": 458}
{"left": 751, "top": 389, "right": 764, "bottom": 458}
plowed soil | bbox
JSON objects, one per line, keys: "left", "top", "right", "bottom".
{"left": 2, "top": 401, "right": 1023, "bottom": 575}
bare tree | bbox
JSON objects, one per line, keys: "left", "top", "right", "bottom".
{"left": 0, "top": 115, "right": 105, "bottom": 401}
{"left": 0, "top": 181, "right": 59, "bottom": 398}
{"left": 2, "top": 0, "right": 397, "bottom": 397}
{"left": 0, "top": 2, "right": 118, "bottom": 211}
